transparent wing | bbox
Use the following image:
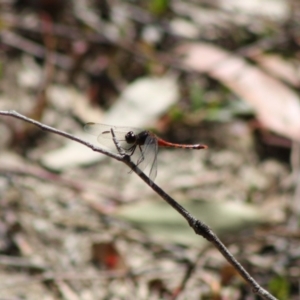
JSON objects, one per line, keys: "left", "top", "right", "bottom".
{"left": 148, "top": 140, "right": 158, "bottom": 182}
{"left": 84, "top": 123, "right": 158, "bottom": 181}
{"left": 132, "top": 135, "right": 158, "bottom": 182}
{"left": 84, "top": 123, "right": 142, "bottom": 151}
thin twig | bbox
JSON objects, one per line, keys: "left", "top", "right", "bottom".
{"left": 0, "top": 110, "right": 121, "bottom": 161}
{"left": 110, "top": 128, "right": 126, "bottom": 156}
{"left": 0, "top": 110, "right": 277, "bottom": 300}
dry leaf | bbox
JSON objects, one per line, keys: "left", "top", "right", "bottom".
{"left": 253, "top": 53, "right": 300, "bottom": 87}
{"left": 41, "top": 75, "right": 179, "bottom": 170}
{"left": 178, "top": 43, "right": 300, "bottom": 142}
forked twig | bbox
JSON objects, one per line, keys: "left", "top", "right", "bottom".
{"left": 110, "top": 127, "right": 126, "bottom": 156}
{"left": 0, "top": 110, "right": 277, "bottom": 300}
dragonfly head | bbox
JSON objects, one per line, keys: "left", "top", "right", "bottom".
{"left": 125, "top": 131, "right": 137, "bottom": 144}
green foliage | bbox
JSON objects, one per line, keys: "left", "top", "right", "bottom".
{"left": 268, "top": 276, "right": 290, "bottom": 300}
{"left": 190, "top": 82, "right": 205, "bottom": 111}
{"left": 148, "top": 0, "right": 169, "bottom": 15}
{"left": 168, "top": 106, "right": 184, "bottom": 121}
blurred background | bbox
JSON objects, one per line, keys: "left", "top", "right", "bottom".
{"left": 0, "top": 0, "right": 300, "bottom": 299}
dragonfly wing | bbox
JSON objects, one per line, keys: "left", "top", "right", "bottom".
{"left": 84, "top": 123, "right": 142, "bottom": 151}
{"left": 85, "top": 123, "right": 158, "bottom": 181}
{"left": 133, "top": 135, "right": 158, "bottom": 182}
{"left": 148, "top": 142, "right": 158, "bottom": 182}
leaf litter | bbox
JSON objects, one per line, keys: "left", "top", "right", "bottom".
{"left": 0, "top": 0, "right": 299, "bottom": 299}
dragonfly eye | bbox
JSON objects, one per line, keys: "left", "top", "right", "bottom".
{"left": 125, "top": 131, "right": 136, "bottom": 144}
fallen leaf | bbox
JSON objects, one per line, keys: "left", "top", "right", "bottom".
{"left": 91, "top": 241, "right": 127, "bottom": 271}
{"left": 178, "top": 42, "right": 300, "bottom": 142}
{"left": 41, "top": 75, "right": 179, "bottom": 170}
{"left": 253, "top": 53, "right": 300, "bottom": 87}
{"left": 116, "top": 199, "right": 264, "bottom": 246}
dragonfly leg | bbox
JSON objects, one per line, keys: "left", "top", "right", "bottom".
{"left": 124, "top": 145, "right": 136, "bottom": 156}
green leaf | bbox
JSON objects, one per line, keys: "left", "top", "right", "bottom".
{"left": 149, "top": 0, "right": 169, "bottom": 15}
{"left": 268, "top": 276, "right": 290, "bottom": 300}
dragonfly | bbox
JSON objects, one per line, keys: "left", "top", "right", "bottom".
{"left": 84, "top": 123, "right": 208, "bottom": 182}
